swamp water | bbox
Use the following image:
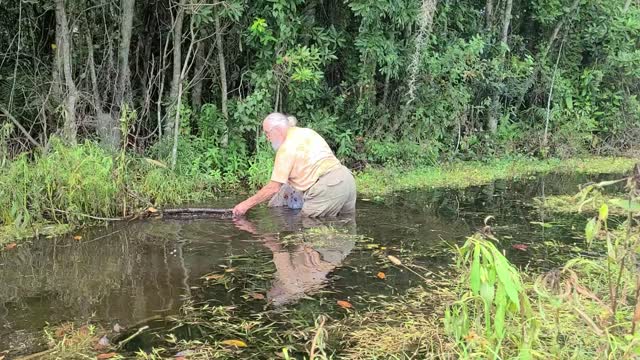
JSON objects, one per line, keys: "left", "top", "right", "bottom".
{"left": 0, "top": 172, "right": 626, "bottom": 358}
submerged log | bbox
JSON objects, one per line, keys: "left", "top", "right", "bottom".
{"left": 157, "top": 207, "right": 233, "bottom": 219}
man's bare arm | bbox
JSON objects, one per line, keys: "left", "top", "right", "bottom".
{"left": 233, "top": 181, "right": 283, "bottom": 216}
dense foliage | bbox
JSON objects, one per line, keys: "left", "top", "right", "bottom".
{"left": 1, "top": 0, "right": 638, "bottom": 165}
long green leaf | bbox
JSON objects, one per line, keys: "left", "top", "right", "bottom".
{"left": 494, "top": 296, "right": 506, "bottom": 338}
{"left": 494, "top": 254, "right": 521, "bottom": 310}
{"left": 608, "top": 198, "right": 640, "bottom": 212}
{"left": 585, "top": 217, "right": 597, "bottom": 246}
{"left": 470, "top": 243, "right": 481, "bottom": 294}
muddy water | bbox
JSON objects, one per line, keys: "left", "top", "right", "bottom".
{"left": 0, "top": 172, "right": 624, "bottom": 356}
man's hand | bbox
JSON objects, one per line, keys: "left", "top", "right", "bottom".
{"left": 232, "top": 181, "right": 283, "bottom": 218}
{"left": 233, "top": 200, "right": 252, "bottom": 217}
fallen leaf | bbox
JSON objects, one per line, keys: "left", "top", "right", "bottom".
{"left": 337, "top": 300, "right": 353, "bottom": 309}
{"left": 144, "top": 158, "right": 168, "bottom": 168}
{"left": 147, "top": 207, "right": 158, "bottom": 213}
{"left": 94, "top": 335, "right": 110, "bottom": 350}
{"left": 377, "top": 272, "right": 386, "bottom": 279}
{"left": 221, "top": 339, "right": 247, "bottom": 348}
{"left": 224, "top": 267, "right": 236, "bottom": 273}
{"left": 512, "top": 244, "right": 528, "bottom": 251}
{"left": 96, "top": 353, "right": 118, "bottom": 359}
{"left": 175, "top": 357, "right": 186, "bottom": 360}
{"left": 250, "top": 293, "right": 265, "bottom": 300}
{"left": 73, "top": 235, "right": 82, "bottom": 241}
{"left": 387, "top": 255, "right": 402, "bottom": 266}
{"left": 203, "top": 274, "right": 224, "bottom": 281}
{"left": 4, "top": 243, "right": 17, "bottom": 251}
{"left": 113, "top": 323, "right": 123, "bottom": 333}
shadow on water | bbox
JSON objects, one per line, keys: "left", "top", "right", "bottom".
{"left": 0, "top": 171, "right": 627, "bottom": 356}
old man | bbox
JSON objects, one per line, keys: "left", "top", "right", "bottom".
{"left": 232, "top": 112, "right": 356, "bottom": 218}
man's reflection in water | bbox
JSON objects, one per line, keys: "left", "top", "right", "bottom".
{"left": 233, "top": 211, "right": 356, "bottom": 306}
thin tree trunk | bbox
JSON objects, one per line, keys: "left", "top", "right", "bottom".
{"left": 501, "top": 0, "right": 513, "bottom": 45}
{"left": 86, "top": 27, "right": 118, "bottom": 150}
{"left": 214, "top": 9, "right": 229, "bottom": 147}
{"left": 117, "top": 0, "right": 135, "bottom": 106}
{"left": 485, "top": 0, "right": 493, "bottom": 30}
{"left": 166, "top": 0, "right": 185, "bottom": 137}
{"left": 171, "top": 17, "right": 197, "bottom": 169}
{"left": 55, "top": 0, "right": 78, "bottom": 144}
{"left": 191, "top": 43, "right": 206, "bottom": 113}
{"left": 382, "top": 72, "right": 391, "bottom": 106}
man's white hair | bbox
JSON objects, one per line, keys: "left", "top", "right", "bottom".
{"left": 264, "top": 112, "right": 297, "bottom": 130}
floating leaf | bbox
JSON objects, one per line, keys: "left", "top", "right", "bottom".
{"left": 144, "top": 158, "right": 168, "bottom": 168}
{"left": 387, "top": 255, "right": 402, "bottom": 266}
{"left": 337, "top": 300, "right": 353, "bottom": 309}
{"left": 376, "top": 272, "right": 386, "bottom": 279}
{"left": 608, "top": 198, "right": 640, "bottom": 212}
{"left": 73, "top": 235, "right": 82, "bottom": 241}
{"left": 4, "top": 242, "right": 17, "bottom": 251}
{"left": 221, "top": 339, "right": 247, "bottom": 348}
{"left": 147, "top": 207, "right": 158, "bottom": 213}
{"left": 250, "top": 293, "right": 265, "bottom": 300}
{"left": 96, "top": 353, "right": 118, "bottom": 359}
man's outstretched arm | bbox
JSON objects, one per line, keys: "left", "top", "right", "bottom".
{"left": 233, "top": 181, "right": 283, "bottom": 217}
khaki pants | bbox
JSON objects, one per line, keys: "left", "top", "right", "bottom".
{"left": 301, "top": 165, "right": 356, "bottom": 217}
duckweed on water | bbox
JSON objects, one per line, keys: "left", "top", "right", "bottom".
{"left": 356, "top": 157, "right": 636, "bottom": 197}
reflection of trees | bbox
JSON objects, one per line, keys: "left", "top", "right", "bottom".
{"left": 0, "top": 219, "right": 239, "bottom": 345}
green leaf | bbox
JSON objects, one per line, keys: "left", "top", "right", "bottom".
{"left": 480, "top": 281, "right": 495, "bottom": 303}
{"left": 598, "top": 203, "right": 608, "bottom": 222}
{"left": 494, "top": 255, "right": 521, "bottom": 310}
{"left": 608, "top": 198, "right": 640, "bottom": 212}
{"left": 470, "top": 243, "right": 481, "bottom": 294}
{"left": 494, "top": 298, "right": 506, "bottom": 338}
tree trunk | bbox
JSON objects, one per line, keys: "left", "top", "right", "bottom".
{"left": 117, "top": 0, "right": 135, "bottom": 107}
{"left": 54, "top": 0, "right": 78, "bottom": 144}
{"left": 191, "top": 43, "right": 206, "bottom": 113}
{"left": 501, "top": 0, "right": 513, "bottom": 46}
{"left": 214, "top": 9, "right": 229, "bottom": 147}
{"left": 382, "top": 72, "right": 391, "bottom": 106}
{"left": 485, "top": 0, "right": 493, "bottom": 30}
{"left": 166, "top": 0, "right": 185, "bottom": 137}
{"left": 86, "top": 27, "right": 118, "bottom": 150}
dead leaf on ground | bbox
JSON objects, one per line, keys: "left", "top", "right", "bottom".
{"left": 4, "top": 243, "right": 17, "bottom": 251}
{"left": 96, "top": 353, "right": 118, "bottom": 359}
{"left": 376, "top": 272, "right": 386, "bottom": 279}
{"left": 337, "top": 300, "right": 353, "bottom": 309}
{"left": 250, "top": 293, "right": 265, "bottom": 300}
{"left": 144, "top": 158, "right": 168, "bottom": 168}
{"left": 387, "top": 255, "right": 402, "bottom": 266}
{"left": 203, "top": 274, "right": 224, "bottom": 281}
{"left": 221, "top": 339, "right": 247, "bottom": 348}
{"left": 147, "top": 207, "right": 158, "bottom": 213}
{"left": 73, "top": 235, "right": 82, "bottom": 241}
{"left": 224, "top": 267, "right": 236, "bottom": 273}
